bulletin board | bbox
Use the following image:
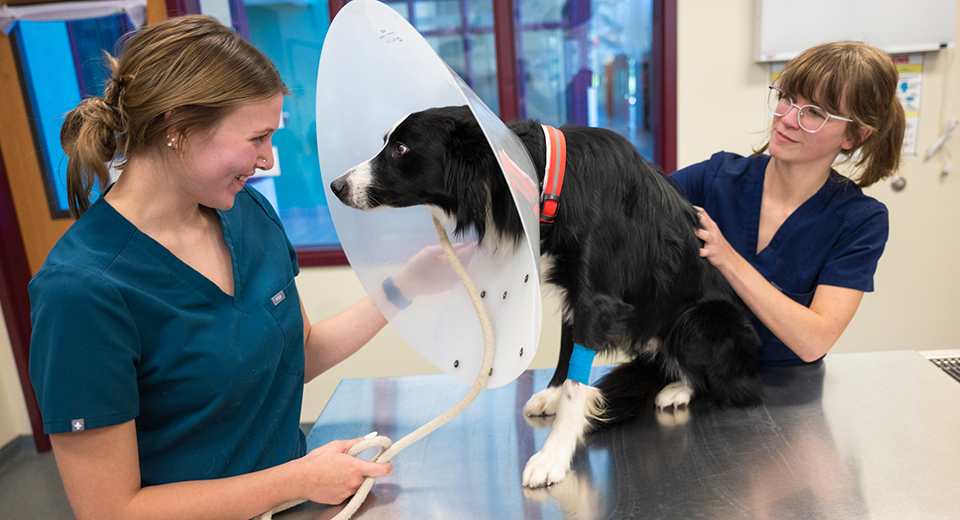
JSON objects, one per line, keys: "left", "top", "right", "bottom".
{"left": 755, "top": 0, "right": 956, "bottom": 62}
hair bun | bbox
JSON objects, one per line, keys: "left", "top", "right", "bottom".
{"left": 89, "top": 97, "right": 122, "bottom": 137}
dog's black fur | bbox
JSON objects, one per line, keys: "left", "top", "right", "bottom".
{"left": 331, "top": 105, "right": 763, "bottom": 431}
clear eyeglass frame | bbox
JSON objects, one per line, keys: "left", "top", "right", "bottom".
{"left": 767, "top": 86, "right": 853, "bottom": 133}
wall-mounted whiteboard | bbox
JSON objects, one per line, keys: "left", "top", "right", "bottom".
{"left": 756, "top": 0, "right": 956, "bottom": 62}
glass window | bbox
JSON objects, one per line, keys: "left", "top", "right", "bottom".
{"left": 11, "top": 14, "right": 132, "bottom": 218}
{"left": 376, "top": 0, "right": 499, "bottom": 114}
{"left": 515, "top": 0, "right": 654, "bottom": 160}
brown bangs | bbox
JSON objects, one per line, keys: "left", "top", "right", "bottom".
{"left": 777, "top": 45, "right": 853, "bottom": 124}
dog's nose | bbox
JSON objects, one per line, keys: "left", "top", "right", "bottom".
{"left": 330, "top": 177, "right": 347, "bottom": 198}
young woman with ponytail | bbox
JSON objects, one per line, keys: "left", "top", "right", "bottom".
{"left": 30, "top": 15, "right": 391, "bottom": 520}
{"left": 669, "top": 41, "right": 906, "bottom": 366}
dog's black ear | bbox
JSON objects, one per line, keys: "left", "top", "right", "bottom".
{"left": 443, "top": 105, "right": 525, "bottom": 247}
{"left": 442, "top": 106, "right": 498, "bottom": 243}
{"left": 446, "top": 106, "right": 489, "bottom": 156}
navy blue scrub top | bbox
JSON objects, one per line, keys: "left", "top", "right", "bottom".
{"left": 29, "top": 185, "right": 307, "bottom": 485}
{"left": 669, "top": 152, "right": 888, "bottom": 365}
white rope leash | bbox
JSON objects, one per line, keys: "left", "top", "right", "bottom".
{"left": 256, "top": 216, "right": 496, "bottom": 520}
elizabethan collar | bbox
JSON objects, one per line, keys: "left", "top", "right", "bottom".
{"left": 315, "top": 0, "right": 541, "bottom": 388}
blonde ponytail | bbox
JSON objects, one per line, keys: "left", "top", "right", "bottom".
{"left": 61, "top": 95, "right": 120, "bottom": 217}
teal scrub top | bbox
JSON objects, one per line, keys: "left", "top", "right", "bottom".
{"left": 669, "top": 152, "right": 888, "bottom": 366}
{"left": 29, "top": 186, "right": 307, "bottom": 486}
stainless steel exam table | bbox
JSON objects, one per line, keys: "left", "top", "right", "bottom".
{"left": 281, "top": 350, "right": 960, "bottom": 519}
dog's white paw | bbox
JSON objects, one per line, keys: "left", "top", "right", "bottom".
{"left": 523, "top": 386, "right": 563, "bottom": 417}
{"left": 655, "top": 381, "right": 694, "bottom": 409}
{"left": 522, "top": 449, "right": 571, "bottom": 488}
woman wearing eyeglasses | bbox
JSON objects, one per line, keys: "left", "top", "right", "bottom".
{"left": 669, "top": 41, "right": 905, "bottom": 366}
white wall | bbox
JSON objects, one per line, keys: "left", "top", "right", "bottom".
{"left": 3, "top": 0, "right": 959, "bottom": 431}
{"left": 0, "top": 307, "right": 31, "bottom": 447}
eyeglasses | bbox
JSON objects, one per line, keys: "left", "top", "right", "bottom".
{"left": 767, "top": 86, "right": 853, "bottom": 133}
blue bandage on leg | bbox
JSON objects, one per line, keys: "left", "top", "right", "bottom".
{"left": 567, "top": 343, "right": 595, "bottom": 385}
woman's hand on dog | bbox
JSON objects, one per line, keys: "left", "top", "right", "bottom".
{"left": 693, "top": 206, "right": 737, "bottom": 269}
{"left": 292, "top": 438, "right": 393, "bottom": 505}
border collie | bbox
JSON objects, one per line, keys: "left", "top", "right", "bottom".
{"left": 330, "top": 105, "right": 763, "bottom": 488}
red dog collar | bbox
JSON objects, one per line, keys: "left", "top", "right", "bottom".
{"left": 540, "top": 124, "right": 566, "bottom": 224}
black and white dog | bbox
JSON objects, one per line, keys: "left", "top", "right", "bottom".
{"left": 330, "top": 105, "right": 763, "bottom": 488}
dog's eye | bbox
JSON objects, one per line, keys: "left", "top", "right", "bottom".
{"left": 394, "top": 143, "right": 409, "bottom": 157}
